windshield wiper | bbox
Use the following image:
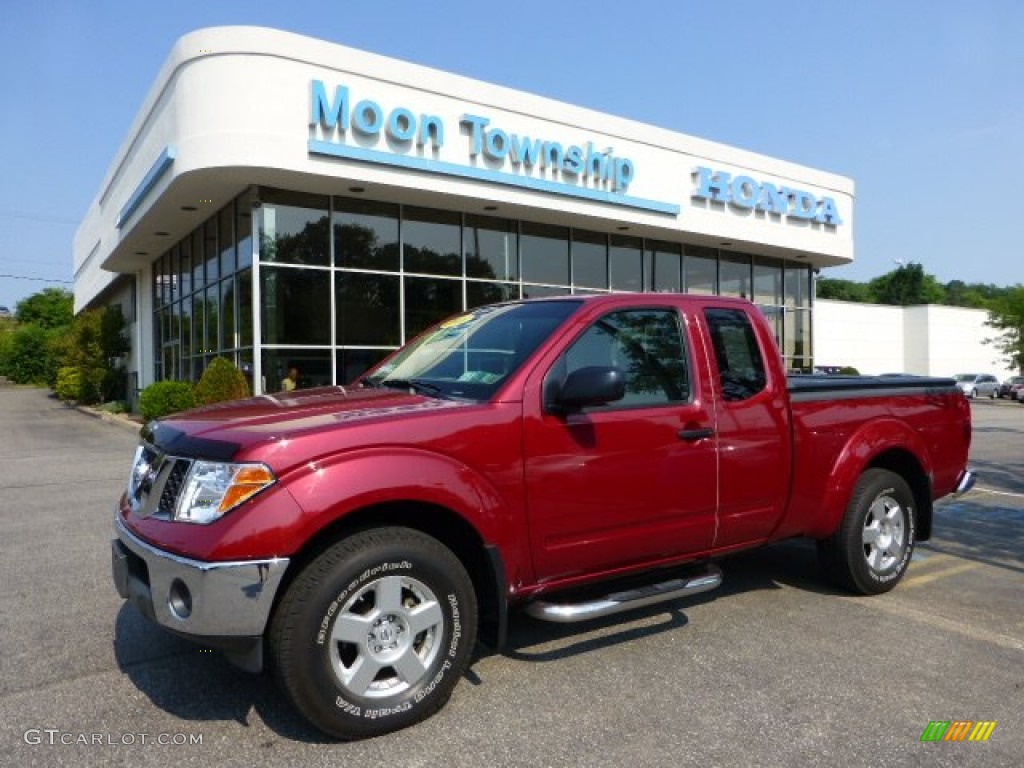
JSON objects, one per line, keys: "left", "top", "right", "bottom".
{"left": 380, "top": 378, "right": 447, "bottom": 398}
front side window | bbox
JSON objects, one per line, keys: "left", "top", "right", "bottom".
{"left": 704, "top": 308, "right": 767, "bottom": 401}
{"left": 554, "top": 309, "right": 689, "bottom": 408}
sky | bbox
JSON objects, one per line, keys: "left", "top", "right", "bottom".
{"left": 1, "top": 0, "right": 1022, "bottom": 311}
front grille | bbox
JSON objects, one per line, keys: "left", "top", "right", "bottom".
{"left": 128, "top": 442, "right": 192, "bottom": 520}
{"left": 158, "top": 460, "right": 189, "bottom": 516}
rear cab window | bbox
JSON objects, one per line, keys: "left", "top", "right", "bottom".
{"left": 704, "top": 308, "right": 767, "bottom": 401}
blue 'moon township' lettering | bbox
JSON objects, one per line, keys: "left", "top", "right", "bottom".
{"left": 310, "top": 80, "right": 444, "bottom": 149}
{"left": 460, "top": 114, "right": 634, "bottom": 192}
{"left": 691, "top": 166, "right": 842, "bottom": 226}
{"left": 309, "top": 80, "right": 638, "bottom": 195}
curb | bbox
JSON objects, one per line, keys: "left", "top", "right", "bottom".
{"left": 74, "top": 404, "right": 145, "bottom": 434}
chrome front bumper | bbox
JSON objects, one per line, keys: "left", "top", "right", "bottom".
{"left": 111, "top": 515, "right": 289, "bottom": 641}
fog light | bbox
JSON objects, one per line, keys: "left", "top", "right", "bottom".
{"left": 168, "top": 579, "right": 193, "bottom": 619}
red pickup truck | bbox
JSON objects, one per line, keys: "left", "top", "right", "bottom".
{"left": 112, "top": 294, "right": 974, "bottom": 739}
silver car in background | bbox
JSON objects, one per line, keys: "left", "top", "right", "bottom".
{"left": 953, "top": 373, "right": 999, "bottom": 399}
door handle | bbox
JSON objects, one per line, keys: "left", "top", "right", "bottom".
{"left": 678, "top": 427, "right": 715, "bottom": 442}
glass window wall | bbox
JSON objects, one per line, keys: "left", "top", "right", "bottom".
{"left": 648, "top": 241, "right": 681, "bottom": 293}
{"left": 219, "top": 205, "right": 236, "bottom": 275}
{"left": 151, "top": 187, "right": 819, "bottom": 394}
{"left": 753, "top": 257, "right": 783, "bottom": 305}
{"left": 719, "top": 253, "right": 751, "bottom": 299}
{"left": 571, "top": 230, "right": 608, "bottom": 290}
{"left": 610, "top": 235, "right": 642, "bottom": 292}
{"left": 334, "top": 198, "right": 399, "bottom": 271}
{"left": 260, "top": 190, "right": 330, "bottom": 267}
{"left": 335, "top": 272, "right": 400, "bottom": 347}
{"left": 521, "top": 222, "right": 569, "bottom": 286}
{"left": 403, "top": 207, "right": 461, "bottom": 276}
{"left": 465, "top": 215, "right": 518, "bottom": 281}
{"left": 261, "top": 265, "right": 331, "bottom": 346}
{"left": 405, "top": 276, "right": 463, "bottom": 338}
{"left": 684, "top": 246, "right": 717, "bottom": 295}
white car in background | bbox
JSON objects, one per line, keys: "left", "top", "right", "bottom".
{"left": 953, "top": 373, "right": 999, "bottom": 399}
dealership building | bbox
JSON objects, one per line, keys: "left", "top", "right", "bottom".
{"left": 74, "top": 26, "right": 854, "bottom": 396}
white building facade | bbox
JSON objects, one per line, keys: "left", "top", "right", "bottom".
{"left": 814, "top": 300, "right": 1014, "bottom": 381}
{"left": 74, "top": 26, "right": 855, "bottom": 395}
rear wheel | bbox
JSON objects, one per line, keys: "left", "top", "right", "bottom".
{"left": 269, "top": 527, "right": 477, "bottom": 739}
{"left": 818, "top": 469, "right": 916, "bottom": 595}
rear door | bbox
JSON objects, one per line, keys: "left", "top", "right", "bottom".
{"left": 523, "top": 305, "right": 718, "bottom": 582}
{"left": 700, "top": 306, "right": 792, "bottom": 547}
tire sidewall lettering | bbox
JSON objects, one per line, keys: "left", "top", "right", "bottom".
{"left": 313, "top": 560, "right": 465, "bottom": 721}
{"left": 316, "top": 560, "right": 413, "bottom": 646}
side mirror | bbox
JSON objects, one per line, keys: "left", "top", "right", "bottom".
{"left": 548, "top": 366, "right": 625, "bottom": 413}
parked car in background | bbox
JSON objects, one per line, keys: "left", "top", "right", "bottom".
{"left": 953, "top": 373, "right": 999, "bottom": 399}
{"left": 998, "top": 375, "right": 1024, "bottom": 399}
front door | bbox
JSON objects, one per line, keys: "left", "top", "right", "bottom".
{"left": 523, "top": 306, "right": 718, "bottom": 584}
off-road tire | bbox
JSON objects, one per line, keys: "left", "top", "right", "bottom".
{"left": 818, "top": 469, "right": 916, "bottom": 595}
{"left": 269, "top": 527, "right": 477, "bottom": 739}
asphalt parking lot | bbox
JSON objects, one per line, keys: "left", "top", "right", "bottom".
{"left": 0, "top": 387, "right": 1021, "bottom": 767}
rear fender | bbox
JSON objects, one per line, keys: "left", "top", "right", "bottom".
{"left": 807, "top": 418, "right": 932, "bottom": 539}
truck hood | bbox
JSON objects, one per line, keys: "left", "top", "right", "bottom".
{"left": 144, "top": 385, "right": 468, "bottom": 461}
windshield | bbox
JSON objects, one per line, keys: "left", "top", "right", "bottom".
{"left": 363, "top": 300, "right": 581, "bottom": 401}
{"left": 953, "top": 374, "right": 978, "bottom": 382}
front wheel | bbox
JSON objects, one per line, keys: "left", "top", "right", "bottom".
{"left": 818, "top": 469, "right": 916, "bottom": 595}
{"left": 269, "top": 527, "right": 478, "bottom": 739}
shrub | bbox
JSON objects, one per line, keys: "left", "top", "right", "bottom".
{"left": 194, "top": 357, "right": 250, "bottom": 406}
{"left": 838, "top": 366, "right": 861, "bottom": 375}
{"left": 2, "top": 323, "right": 57, "bottom": 385}
{"left": 55, "top": 366, "right": 83, "bottom": 402}
{"left": 139, "top": 380, "right": 197, "bottom": 421}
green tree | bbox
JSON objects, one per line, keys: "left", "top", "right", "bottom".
{"left": 985, "top": 286, "right": 1024, "bottom": 374}
{"left": 55, "top": 305, "right": 130, "bottom": 403}
{"left": 2, "top": 324, "right": 56, "bottom": 384}
{"left": 816, "top": 278, "right": 871, "bottom": 302}
{"left": 867, "top": 263, "right": 945, "bottom": 306}
{"left": 15, "top": 287, "right": 73, "bottom": 329}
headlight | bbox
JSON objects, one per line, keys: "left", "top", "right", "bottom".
{"left": 175, "top": 461, "right": 276, "bottom": 524}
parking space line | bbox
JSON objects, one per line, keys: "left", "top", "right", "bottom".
{"left": 865, "top": 600, "right": 1024, "bottom": 653}
{"left": 900, "top": 561, "right": 980, "bottom": 588}
{"left": 972, "top": 487, "right": 1024, "bottom": 500}
{"left": 909, "top": 552, "right": 953, "bottom": 567}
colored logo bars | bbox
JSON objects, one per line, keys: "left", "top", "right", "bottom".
{"left": 920, "top": 720, "right": 997, "bottom": 742}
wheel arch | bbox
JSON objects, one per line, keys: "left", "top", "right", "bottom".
{"left": 270, "top": 500, "right": 507, "bottom": 651}
{"left": 807, "top": 417, "right": 935, "bottom": 540}
{"left": 866, "top": 448, "right": 933, "bottom": 541}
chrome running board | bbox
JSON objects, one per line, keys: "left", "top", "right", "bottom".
{"left": 525, "top": 563, "right": 722, "bottom": 623}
